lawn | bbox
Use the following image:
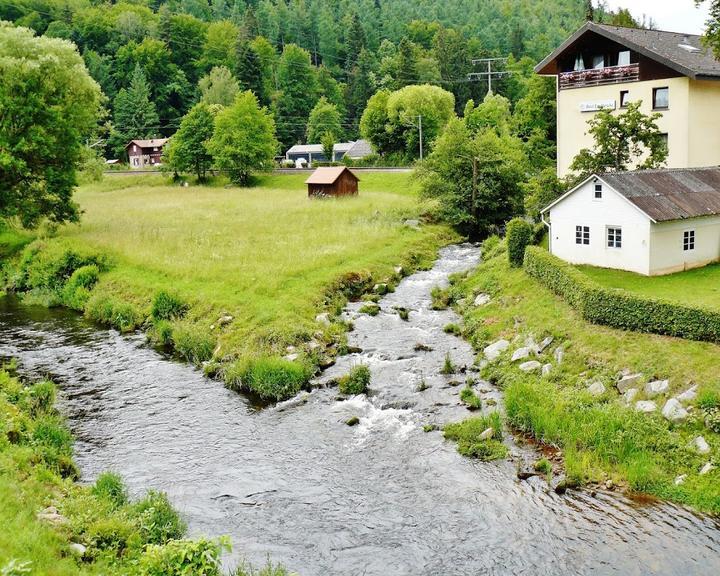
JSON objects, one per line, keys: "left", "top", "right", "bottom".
{"left": 2, "top": 171, "right": 455, "bottom": 362}
{"left": 577, "top": 262, "right": 720, "bottom": 310}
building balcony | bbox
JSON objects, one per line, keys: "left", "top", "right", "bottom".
{"left": 559, "top": 63, "right": 639, "bottom": 90}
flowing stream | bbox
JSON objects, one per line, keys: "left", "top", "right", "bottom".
{"left": 1, "top": 244, "right": 719, "bottom": 575}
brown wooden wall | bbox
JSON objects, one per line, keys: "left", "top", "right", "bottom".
{"left": 307, "top": 172, "right": 359, "bottom": 197}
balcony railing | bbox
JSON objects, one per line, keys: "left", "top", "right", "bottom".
{"left": 559, "top": 63, "right": 639, "bottom": 90}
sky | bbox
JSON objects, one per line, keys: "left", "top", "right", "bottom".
{"left": 602, "top": 0, "right": 711, "bottom": 34}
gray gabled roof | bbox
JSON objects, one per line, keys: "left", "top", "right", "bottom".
{"left": 543, "top": 168, "right": 720, "bottom": 223}
{"left": 345, "top": 139, "right": 374, "bottom": 159}
{"left": 535, "top": 22, "right": 720, "bottom": 80}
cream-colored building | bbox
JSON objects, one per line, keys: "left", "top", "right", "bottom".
{"left": 535, "top": 22, "right": 720, "bottom": 177}
{"left": 542, "top": 168, "right": 720, "bottom": 276}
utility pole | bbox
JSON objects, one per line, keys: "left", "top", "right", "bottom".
{"left": 418, "top": 115, "right": 423, "bottom": 161}
{"left": 467, "top": 57, "right": 512, "bottom": 95}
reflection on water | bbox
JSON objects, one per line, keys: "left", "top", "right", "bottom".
{"left": 1, "top": 245, "right": 719, "bottom": 575}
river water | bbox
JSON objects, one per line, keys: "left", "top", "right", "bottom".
{"left": 1, "top": 244, "right": 719, "bottom": 575}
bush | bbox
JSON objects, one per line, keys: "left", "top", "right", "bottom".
{"left": 86, "top": 516, "right": 136, "bottom": 554}
{"left": 61, "top": 264, "right": 100, "bottom": 310}
{"left": 231, "top": 560, "right": 292, "bottom": 576}
{"left": 85, "top": 293, "right": 144, "bottom": 332}
{"left": 133, "top": 490, "right": 187, "bottom": 545}
{"left": 27, "top": 380, "right": 56, "bottom": 415}
{"left": 506, "top": 218, "right": 533, "bottom": 267}
{"left": 524, "top": 246, "right": 720, "bottom": 343}
{"left": 337, "top": 364, "right": 371, "bottom": 395}
{"left": 225, "top": 356, "right": 311, "bottom": 401}
{"left": 170, "top": 321, "right": 215, "bottom": 365}
{"left": 151, "top": 291, "right": 188, "bottom": 322}
{"left": 139, "top": 538, "right": 228, "bottom": 576}
{"left": 92, "top": 472, "right": 128, "bottom": 509}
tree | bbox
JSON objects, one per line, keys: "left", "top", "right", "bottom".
{"left": 584, "top": 0, "right": 595, "bottom": 22}
{"left": 197, "top": 20, "right": 240, "bottom": 74}
{"left": 522, "top": 167, "right": 564, "bottom": 221}
{"left": 394, "top": 37, "right": 419, "bottom": 89}
{"left": 274, "top": 44, "right": 319, "bottom": 147}
{"left": 464, "top": 93, "right": 512, "bottom": 135}
{"left": 346, "top": 48, "right": 377, "bottom": 131}
{"left": 306, "top": 97, "right": 343, "bottom": 143}
{"left": 702, "top": 0, "right": 720, "bottom": 58}
{"left": 164, "top": 103, "right": 217, "bottom": 181}
{"left": 0, "top": 23, "right": 102, "bottom": 227}
{"left": 207, "top": 91, "right": 278, "bottom": 185}
{"left": 234, "top": 39, "right": 267, "bottom": 104}
{"left": 199, "top": 66, "right": 240, "bottom": 107}
{"left": 321, "top": 131, "right": 335, "bottom": 162}
{"left": 433, "top": 28, "right": 472, "bottom": 114}
{"left": 570, "top": 101, "right": 668, "bottom": 178}
{"left": 112, "top": 64, "right": 160, "bottom": 151}
{"left": 418, "top": 118, "right": 527, "bottom": 238}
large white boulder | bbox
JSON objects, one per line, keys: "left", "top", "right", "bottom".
{"left": 587, "top": 382, "right": 606, "bottom": 396}
{"left": 691, "top": 436, "right": 711, "bottom": 454}
{"left": 616, "top": 373, "right": 643, "bottom": 394}
{"left": 623, "top": 388, "right": 639, "bottom": 405}
{"left": 519, "top": 360, "right": 542, "bottom": 373}
{"left": 484, "top": 339, "right": 510, "bottom": 361}
{"left": 662, "top": 398, "right": 689, "bottom": 423}
{"left": 677, "top": 385, "right": 699, "bottom": 404}
{"left": 511, "top": 347, "right": 532, "bottom": 362}
{"left": 474, "top": 293, "right": 491, "bottom": 306}
{"left": 635, "top": 400, "right": 657, "bottom": 413}
{"left": 644, "top": 380, "right": 670, "bottom": 398}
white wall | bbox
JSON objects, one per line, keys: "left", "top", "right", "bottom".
{"left": 548, "top": 179, "right": 651, "bottom": 274}
{"left": 649, "top": 216, "right": 720, "bottom": 275}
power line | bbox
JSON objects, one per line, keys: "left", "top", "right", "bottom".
{"left": 467, "top": 57, "right": 513, "bottom": 95}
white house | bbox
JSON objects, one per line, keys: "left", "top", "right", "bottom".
{"left": 542, "top": 167, "right": 720, "bottom": 276}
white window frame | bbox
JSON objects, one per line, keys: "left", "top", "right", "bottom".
{"left": 576, "top": 225, "right": 590, "bottom": 245}
{"left": 606, "top": 226, "right": 622, "bottom": 249}
{"left": 683, "top": 229, "right": 695, "bottom": 252}
{"left": 594, "top": 183, "right": 603, "bottom": 200}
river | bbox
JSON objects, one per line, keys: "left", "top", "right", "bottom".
{"left": 1, "top": 244, "right": 719, "bottom": 575}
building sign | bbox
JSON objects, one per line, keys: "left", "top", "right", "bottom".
{"left": 579, "top": 100, "right": 616, "bottom": 113}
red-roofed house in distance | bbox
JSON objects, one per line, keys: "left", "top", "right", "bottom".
{"left": 126, "top": 138, "right": 169, "bottom": 169}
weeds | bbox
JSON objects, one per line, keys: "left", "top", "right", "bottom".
{"left": 359, "top": 303, "right": 380, "bottom": 316}
{"left": 459, "top": 385, "right": 482, "bottom": 410}
{"left": 440, "top": 352, "right": 456, "bottom": 375}
{"left": 151, "top": 291, "right": 188, "bottom": 322}
{"left": 225, "top": 356, "right": 311, "bottom": 401}
{"left": 444, "top": 412, "right": 508, "bottom": 461}
{"left": 338, "top": 364, "right": 371, "bottom": 395}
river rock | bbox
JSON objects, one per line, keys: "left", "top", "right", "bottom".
{"left": 623, "top": 388, "right": 639, "bottom": 405}
{"left": 474, "top": 293, "right": 491, "bottom": 306}
{"left": 36, "top": 506, "right": 67, "bottom": 525}
{"left": 691, "top": 436, "right": 711, "bottom": 454}
{"left": 403, "top": 219, "right": 421, "bottom": 229}
{"left": 554, "top": 346, "right": 565, "bottom": 365}
{"left": 315, "top": 312, "right": 331, "bottom": 326}
{"left": 68, "top": 543, "right": 87, "bottom": 556}
{"left": 587, "top": 382, "right": 606, "bottom": 396}
{"left": 635, "top": 400, "right": 657, "bottom": 413}
{"left": 218, "top": 314, "right": 234, "bottom": 326}
{"left": 479, "top": 427, "right": 494, "bottom": 441}
{"left": 519, "top": 360, "right": 542, "bottom": 373}
{"left": 283, "top": 353, "right": 299, "bottom": 362}
{"left": 700, "top": 462, "right": 715, "bottom": 475}
{"left": 537, "top": 336, "right": 554, "bottom": 353}
{"left": 674, "top": 474, "right": 687, "bottom": 486}
{"left": 511, "top": 347, "right": 532, "bottom": 362}
{"left": 662, "top": 398, "right": 689, "bottom": 423}
{"left": 394, "top": 265, "right": 405, "bottom": 276}
{"left": 345, "top": 416, "right": 360, "bottom": 427}
{"left": 616, "top": 373, "right": 643, "bottom": 394}
{"left": 677, "top": 385, "right": 699, "bottom": 403}
{"left": 644, "top": 379, "right": 670, "bottom": 398}
{"left": 484, "top": 339, "right": 509, "bottom": 361}
{"left": 551, "top": 474, "right": 569, "bottom": 494}
{"left": 542, "top": 363, "right": 552, "bottom": 376}
{"left": 373, "top": 283, "right": 389, "bottom": 295}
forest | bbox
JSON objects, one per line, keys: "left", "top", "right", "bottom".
{"left": 0, "top": 0, "right": 640, "bottom": 159}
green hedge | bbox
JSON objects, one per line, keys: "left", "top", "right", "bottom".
{"left": 506, "top": 218, "right": 533, "bottom": 267}
{"left": 523, "top": 246, "right": 720, "bottom": 342}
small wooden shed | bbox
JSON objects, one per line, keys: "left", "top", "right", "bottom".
{"left": 305, "top": 166, "right": 359, "bottom": 197}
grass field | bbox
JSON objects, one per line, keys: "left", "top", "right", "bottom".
{"left": 451, "top": 246, "right": 720, "bottom": 513}
{"left": 578, "top": 263, "right": 720, "bottom": 310}
{"left": 1, "top": 171, "right": 455, "bottom": 381}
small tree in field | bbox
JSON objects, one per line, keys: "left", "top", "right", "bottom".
{"left": 164, "top": 103, "right": 216, "bottom": 181}
{"left": 207, "top": 91, "right": 278, "bottom": 185}
{"left": 570, "top": 101, "right": 667, "bottom": 178}
{"left": 0, "top": 23, "right": 101, "bottom": 227}
{"left": 321, "top": 132, "right": 335, "bottom": 163}
{"left": 506, "top": 218, "right": 533, "bottom": 267}
{"left": 306, "top": 97, "right": 343, "bottom": 144}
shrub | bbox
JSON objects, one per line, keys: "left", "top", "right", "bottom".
{"left": 534, "top": 458, "right": 552, "bottom": 475}
{"left": 61, "top": 264, "right": 99, "bottom": 310}
{"left": 443, "top": 323, "right": 462, "bottom": 336}
{"left": 225, "top": 357, "right": 310, "bottom": 401}
{"left": 92, "top": 472, "right": 128, "bottom": 509}
{"left": 338, "top": 365, "right": 371, "bottom": 395}
{"left": 358, "top": 303, "right": 380, "bottom": 316}
{"left": 133, "top": 490, "right": 187, "bottom": 545}
{"left": 443, "top": 412, "right": 507, "bottom": 461}
{"left": 231, "top": 560, "right": 291, "bottom": 576}
{"left": 86, "top": 516, "right": 136, "bottom": 554}
{"left": 27, "top": 380, "right": 56, "bottom": 415}
{"left": 85, "top": 293, "right": 143, "bottom": 332}
{"left": 151, "top": 291, "right": 188, "bottom": 322}
{"left": 524, "top": 246, "right": 720, "bottom": 343}
{"left": 170, "top": 321, "right": 215, "bottom": 365}
{"left": 430, "top": 286, "right": 451, "bottom": 310}
{"left": 148, "top": 319, "right": 173, "bottom": 347}
{"left": 139, "top": 538, "right": 228, "bottom": 576}
{"left": 506, "top": 218, "right": 533, "bottom": 267}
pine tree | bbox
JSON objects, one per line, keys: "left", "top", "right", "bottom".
{"left": 235, "top": 39, "right": 267, "bottom": 104}
{"left": 346, "top": 48, "right": 376, "bottom": 134}
{"left": 344, "top": 13, "right": 366, "bottom": 72}
{"left": 113, "top": 65, "right": 160, "bottom": 142}
{"left": 394, "top": 38, "right": 419, "bottom": 89}
{"left": 275, "top": 44, "right": 319, "bottom": 147}
{"left": 585, "top": 0, "right": 595, "bottom": 22}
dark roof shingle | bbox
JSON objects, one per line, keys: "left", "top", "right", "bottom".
{"left": 601, "top": 167, "right": 720, "bottom": 221}
{"left": 535, "top": 22, "right": 720, "bottom": 79}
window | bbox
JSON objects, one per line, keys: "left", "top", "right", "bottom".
{"left": 592, "top": 55, "right": 605, "bottom": 69}
{"left": 594, "top": 183, "right": 603, "bottom": 199}
{"left": 576, "top": 225, "right": 590, "bottom": 245}
{"left": 653, "top": 87, "right": 669, "bottom": 109}
{"left": 620, "top": 90, "right": 630, "bottom": 108}
{"left": 607, "top": 227, "right": 622, "bottom": 248}
{"left": 618, "top": 50, "right": 631, "bottom": 66}
{"left": 683, "top": 230, "right": 695, "bottom": 251}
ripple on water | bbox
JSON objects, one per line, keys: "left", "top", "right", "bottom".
{"left": 1, "top": 245, "right": 719, "bottom": 576}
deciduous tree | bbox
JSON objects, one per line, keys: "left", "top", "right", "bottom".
{"left": 199, "top": 66, "right": 240, "bottom": 106}
{"left": 207, "top": 91, "right": 278, "bottom": 185}
{"left": 164, "top": 102, "right": 217, "bottom": 181}
{"left": 0, "top": 23, "right": 102, "bottom": 226}
{"left": 306, "top": 97, "right": 343, "bottom": 143}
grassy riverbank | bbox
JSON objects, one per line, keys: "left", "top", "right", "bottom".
{"left": 447, "top": 244, "right": 720, "bottom": 514}
{"left": 1, "top": 172, "right": 455, "bottom": 399}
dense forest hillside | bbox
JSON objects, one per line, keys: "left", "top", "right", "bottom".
{"left": 0, "top": 0, "right": 636, "bottom": 156}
